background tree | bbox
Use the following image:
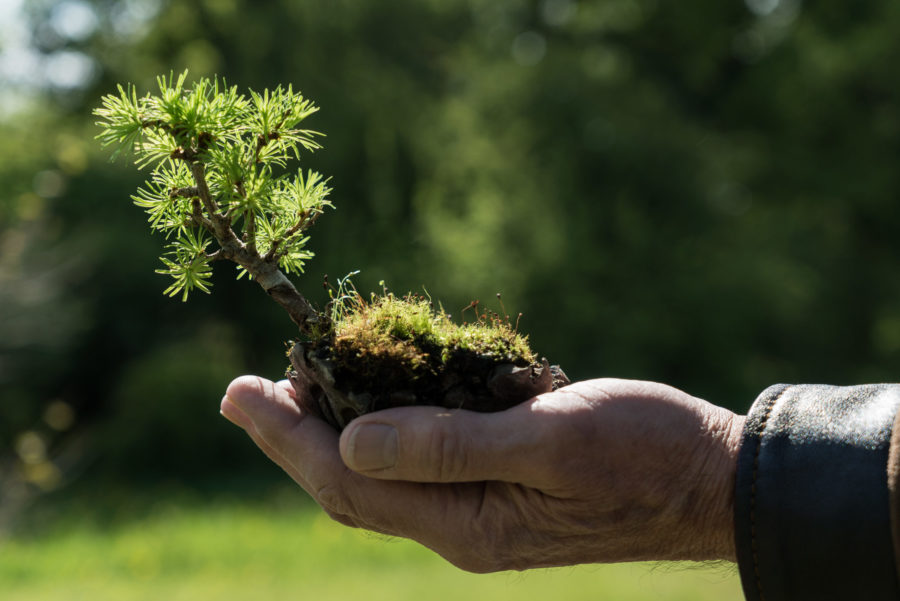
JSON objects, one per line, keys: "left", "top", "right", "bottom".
{"left": 2, "top": 0, "right": 900, "bottom": 499}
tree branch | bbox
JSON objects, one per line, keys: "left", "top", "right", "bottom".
{"left": 170, "top": 186, "right": 200, "bottom": 199}
{"left": 141, "top": 118, "right": 174, "bottom": 134}
{"left": 233, "top": 249, "right": 320, "bottom": 331}
{"left": 272, "top": 210, "right": 323, "bottom": 262}
{"left": 244, "top": 210, "right": 257, "bottom": 254}
{"left": 190, "top": 198, "right": 215, "bottom": 232}
{"left": 265, "top": 211, "right": 307, "bottom": 262}
{"left": 187, "top": 162, "right": 236, "bottom": 241}
{"left": 185, "top": 159, "right": 319, "bottom": 333}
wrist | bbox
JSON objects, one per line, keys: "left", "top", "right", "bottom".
{"left": 711, "top": 411, "right": 745, "bottom": 561}
{"left": 677, "top": 407, "right": 744, "bottom": 562}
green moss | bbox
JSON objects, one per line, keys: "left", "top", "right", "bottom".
{"left": 331, "top": 292, "right": 536, "bottom": 378}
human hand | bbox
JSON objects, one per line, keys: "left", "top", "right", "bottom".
{"left": 220, "top": 376, "right": 744, "bottom": 572}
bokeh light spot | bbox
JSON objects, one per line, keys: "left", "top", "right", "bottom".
{"left": 512, "top": 31, "right": 547, "bottom": 66}
{"left": 49, "top": 0, "right": 99, "bottom": 42}
{"left": 15, "top": 431, "right": 47, "bottom": 465}
{"left": 542, "top": 0, "right": 577, "bottom": 27}
{"left": 44, "top": 400, "right": 76, "bottom": 431}
{"left": 33, "top": 170, "right": 66, "bottom": 198}
{"left": 45, "top": 50, "right": 98, "bottom": 90}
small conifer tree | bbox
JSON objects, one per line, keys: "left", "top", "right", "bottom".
{"left": 95, "top": 71, "right": 328, "bottom": 332}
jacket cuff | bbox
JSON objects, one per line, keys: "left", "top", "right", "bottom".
{"left": 734, "top": 384, "right": 900, "bottom": 601}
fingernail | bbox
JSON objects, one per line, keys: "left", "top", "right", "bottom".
{"left": 346, "top": 423, "right": 398, "bottom": 471}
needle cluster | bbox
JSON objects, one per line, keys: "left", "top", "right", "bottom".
{"left": 94, "top": 71, "right": 330, "bottom": 330}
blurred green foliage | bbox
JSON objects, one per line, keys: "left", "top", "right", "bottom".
{"left": 2, "top": 0, "right": 900, "bottom": 490}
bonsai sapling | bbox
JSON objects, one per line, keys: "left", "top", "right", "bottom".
{"left": 94, "top": 71, "right": 568, "bottom": 430}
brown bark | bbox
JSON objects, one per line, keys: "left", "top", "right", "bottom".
{"left": 209, "top": 236, "right": 320, "bottom": 332}
{"left": 239, "top": 252, "right": 319, "bottom": 330}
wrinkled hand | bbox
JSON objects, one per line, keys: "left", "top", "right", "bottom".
{"left": 221, "top": 376, "right": 744, "bottom": 572}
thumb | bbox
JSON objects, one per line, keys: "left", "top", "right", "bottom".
{"left": 338, "top": 402, "right": 553, "bottom": 484}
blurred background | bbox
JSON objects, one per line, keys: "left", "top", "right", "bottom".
{"left": 1, "top": 0, "right": 898, "bottom": 598}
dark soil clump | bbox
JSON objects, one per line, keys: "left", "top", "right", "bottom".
{"left": 289, "top": 339, "right": 569, "bottom": 430}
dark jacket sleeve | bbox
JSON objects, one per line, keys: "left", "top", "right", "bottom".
{"left": 734, "top": 384, "right": 900, "bottom": 600}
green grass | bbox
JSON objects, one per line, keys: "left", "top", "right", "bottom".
{"left": 0, "top": 487, "right": 743, "bottom": 601}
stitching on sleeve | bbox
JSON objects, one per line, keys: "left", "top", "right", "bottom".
{"left": 749, "top": 385, "right": 786, "bottom": 601}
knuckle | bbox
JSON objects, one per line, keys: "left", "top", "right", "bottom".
{"left": 446, "top": 554, "right": 498, "bottom": 574}
{"left": 544, "top": 412, "right": 597, "bottom": 466}
{"left": 426, "top": 427, "right": 469, "bottom": 482}
{"left": 313, "top": 477, "right": 386, "bottom": 535}
{"left": 322, "top": 507, "right": 358, "bottom": 528}
{"left": 439, "top": 529, "right": 509, "bottom": 573}
{"left": 472, "top": 530, "right": 516, "bottom": 572}
{"left": 314, "top": 481, "right": 353, "bottom": 517}
{"left": 451, "top": 504, "right": 521, "bottom": 573}
{"left": 447, "top": 536, "right": 516, "bottom": 573}
{"left": 419, "top": 484, "right": 538, "bottom": 573}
